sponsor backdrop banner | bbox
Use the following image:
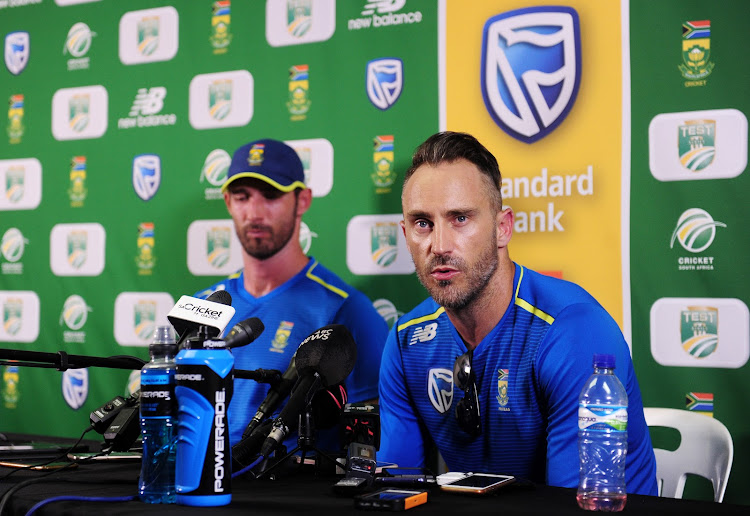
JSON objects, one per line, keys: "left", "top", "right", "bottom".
{"left": 0, "top": 0, "right": 434, "bottom": 442}
{"left": 1, "top": 0, "right": 749, "bottom": 505}
{"left": 629, "top": 0, "right": 749, "bottom": 503}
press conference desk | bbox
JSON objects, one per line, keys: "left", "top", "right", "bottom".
{"left": 1, "top": 460, "right": 747, "bottom": 516}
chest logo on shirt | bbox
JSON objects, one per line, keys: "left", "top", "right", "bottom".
{"left": 409, "top": 322, "right": 438, "bottom": 345}
{"left": 427, "top": 368, "right": 453, "bottom": 414}
{"left": 497, "top": 369, "right": 510, "bottom": 411}
{"left": 269, "top": 321, "right": 294, "bottom": 353}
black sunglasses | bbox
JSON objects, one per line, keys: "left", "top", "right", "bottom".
{"left": 453, "top": 349, "right": 481, "bottom": 437}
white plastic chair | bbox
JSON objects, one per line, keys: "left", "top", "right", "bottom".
{"left": 643, "top": 407, "right": 733, "bottom": 503}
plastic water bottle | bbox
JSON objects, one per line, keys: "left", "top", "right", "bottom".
{"left": 139, "top": 325, "right": 178, "bottom": 503}
{"left": 175, "top": 326, "right": 234, "bottom": 507}
{"left": 577, "top": 353, "right": 628, "bottom": 512}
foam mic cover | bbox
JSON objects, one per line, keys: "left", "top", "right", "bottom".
{"left": 225, "top": 317, "right": 265, "bottom": 349}
{"left": 294, "top": 324, "right": 357, "bottom": 387}
{"left": 207, "top": 289, "right": 232, "bottom": 306}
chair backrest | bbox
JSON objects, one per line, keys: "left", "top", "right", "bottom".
{"left": 643, "top": 407, "right": 733, "bottom": 503}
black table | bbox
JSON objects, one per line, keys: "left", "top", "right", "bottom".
{"left": 1, "top": 460, "right": 747, "bottom": 516}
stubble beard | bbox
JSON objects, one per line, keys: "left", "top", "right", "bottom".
{"left": 416, "top": 237, "right": 499, "bottom": 311}
{"left": 237, "top": 201, "right": 298, "bottom": 261}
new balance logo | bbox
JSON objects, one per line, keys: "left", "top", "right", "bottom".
{"left": 409, "top": 322, "right": 437, "bottom": 345}
{"left": 129, "top": 87, "right": 166, "bottom": 116}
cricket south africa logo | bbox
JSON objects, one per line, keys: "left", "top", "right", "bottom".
{"left": 670, "top": 208, "right": 725, "bottom": 253}
{"left": 481, "top": 6, "right": 581, "bottom": 143}
{"left": 679, "top": 20, "right": 714, "bottom": 86}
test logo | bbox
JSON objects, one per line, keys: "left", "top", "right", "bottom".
{"left": 481, "top": 6, "right": 581, "bottom": 143}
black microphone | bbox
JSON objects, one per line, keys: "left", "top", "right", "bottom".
{"left": 260, "top": 325, "right": 357, "bottom": 458}
{"left": 167, "top": 290, "right": 233, "bottom": 349}
{"left": 224, "top": 317, "right": 265, "bottom": 349}
{"left": 242, "top": 355, "right": 298, "bottom": 439}
{"left": 231, "top": 418, "right": 275, "bottom": 472}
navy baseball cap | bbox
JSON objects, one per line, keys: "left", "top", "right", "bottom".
{"left": 222, "top": 138, "right": 307, "bottom": 193}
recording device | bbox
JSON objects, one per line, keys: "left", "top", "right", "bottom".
{"left": 167, "top": 291, "right": 235, "bottom": 349}
{"left": 342, "top": 401, "right": 380, "bottom": 450}
{"left": 260, "top": 325, "right": 357, "bottom": 459}
{"left": 103, "top": 405, "right": 141, "bottom": 452}
{"left": 89, "top": 390, "right": 139, "bottom": 434}
{"left": 332, "top": 441, "right": 377, "bottom": 495}
{"left": 354, "top": 488, "right": 428, "bottom": 511}
{"left": 438, "top": 473, "right": 516, "bottom": 494}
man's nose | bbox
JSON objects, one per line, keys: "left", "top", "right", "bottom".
{"left": 430, "top": 221, "right": 453, "bottom": 256}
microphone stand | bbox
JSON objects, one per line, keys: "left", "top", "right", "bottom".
{"left": 254, "top": 399, "right": 339, "bottom": 480}
{"left": 0, "top": 348, "right": 145, "bottom": 371}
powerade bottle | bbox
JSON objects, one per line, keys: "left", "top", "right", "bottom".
{"left": 139, "top": 325, "right": 178, "bottom": 503}
{"left": 175, "top": 326, "right": 233, "bottom": 507}
{"left": 577, "top": 353, "right": 628, "bottom": 512}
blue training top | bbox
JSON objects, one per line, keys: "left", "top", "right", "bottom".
{"left": 378, "top": 263, "right": 657, "bottom": 495}
{"left": 197, "top": 257, "right": 388, "bottom": 446}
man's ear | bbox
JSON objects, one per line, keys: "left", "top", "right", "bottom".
{"left": 497, "top": 207, "right": 514, "bottom": 248}
{"left": 296, "top": 187, "right": 312, "bottom": 216}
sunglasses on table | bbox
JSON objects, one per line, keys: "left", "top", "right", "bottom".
{"left": 453, "top": 349, "right": 482, "bottom": 437}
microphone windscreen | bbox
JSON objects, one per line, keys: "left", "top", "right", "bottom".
{"left": 207, "top": 289, "right": 232, "bottom": 306}
{"left": 295, "top": 324, "right": 357, "bottom": 386}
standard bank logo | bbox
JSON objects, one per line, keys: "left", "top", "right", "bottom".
{"left": 114, "top": 292, "right": 175, "bottom": 346}
{"left": 481, "top": 6, "right": 581, "bottom": 143}
{"left": 651, "top": 297, "right": 749, "bottom": 369}
{"left": 119, "top": 6, "right": 179, "bottom": 65}
{"left": 0, "top": 158, "right": 41, "bottom": 211}
{"left": 0, "top": 291, "right": 39, "bottom": 342}
{"left": 266, "top": 0, "right": 335, "bottom": 47}
{"left": 50, "top": 223, "right": 105, "bottom": 276}
{"left": 4, "top": 31, "right": 29, "bottom": 75}
{"left": 366, "top": 58, "right": 403, "bottom": 110}
{"left": 132, "top": 154, "right": 161, "bottom": 201}
{"left": 62, "top": 368, "right": 88, "bottom": 410}
{"left": 670, "top": 208, "right": 725, "bottom": 254}
{"left": 649, "top": 109, "right": 747, "bottom": 182}
{"left": 189, "top": 70, "right": 253, "bottom": 129}
{"left": 186, "top": 220, "right": 242, "bottom": 276}
{"left": 52, "top": 85, "right": 108, "bottom": 140}
{"left": 346, "top": 214, "right": 414, "bottom": 275}
{"left": 427, "top": 368, "right": 453, "bottom": 414}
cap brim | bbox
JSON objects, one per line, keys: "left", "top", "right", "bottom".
{"left": 221, "top": 172, "right": 307, "bottom": 193}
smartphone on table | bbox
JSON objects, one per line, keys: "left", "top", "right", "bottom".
{"left": 439, "top": 472, "right": 515, "bottom": 494}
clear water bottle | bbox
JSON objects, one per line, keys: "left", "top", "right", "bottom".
{"left": 577, "top": 353, "right": 628, "bottom": 512}
{"left": 139, "top": 325, "right": 178, "bottom": 503}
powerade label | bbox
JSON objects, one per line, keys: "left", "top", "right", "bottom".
{"left": 578, "top": 404, "right": 627, "bottom": 432}
{"left": 140, "top": 370, "right": 176, "bottom": 418}
{"left": 174, "top": 350, "right": 233, "bottom": 505}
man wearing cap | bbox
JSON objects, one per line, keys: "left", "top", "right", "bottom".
{"left": 197, "top": 138, "right": 388, "bottom": 447}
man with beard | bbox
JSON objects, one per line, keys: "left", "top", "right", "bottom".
{"left": 378, "top": 132, "right": 657, "bottom": 494}
{"left": 196, "top": 139, "right": 388, "bottom": 447}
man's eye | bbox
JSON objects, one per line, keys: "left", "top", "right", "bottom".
{"left": 456, "top": 215, "right": 467, "bottom": 223}
{"left": 416, "top": 220, "right": 430, "bottom": 229}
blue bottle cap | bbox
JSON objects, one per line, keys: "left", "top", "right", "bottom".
{"left": 593, "top": 353, "right": 615, "bottom": 369}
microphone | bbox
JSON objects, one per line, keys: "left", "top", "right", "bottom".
{"left": 242, "top": 355, "right": 298, "bottom": 439}
{"left": 260, "top": 325, "right": 357, "bottom": 458}
{"left": 224, "top": 317, "right": 265, "bottom": 349}
{"left": 167, "top": 290, "right": 234, "bottom": 349}
{"left": 231, "top": 418, "right": 274, "bottom": 472}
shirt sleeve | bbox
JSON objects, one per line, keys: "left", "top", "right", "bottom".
{"left": 332, "top": 290, "right": 389, "bottom": 403}
{"left": 535, "top": 302, "right": 658, "bottom": 495}
{"left": 378, "top": 323, "right": 426, "bottom": 467}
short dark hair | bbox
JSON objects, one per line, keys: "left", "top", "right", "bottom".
{"left": 404, "top": 131, "right": 503, "bottom": 210}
